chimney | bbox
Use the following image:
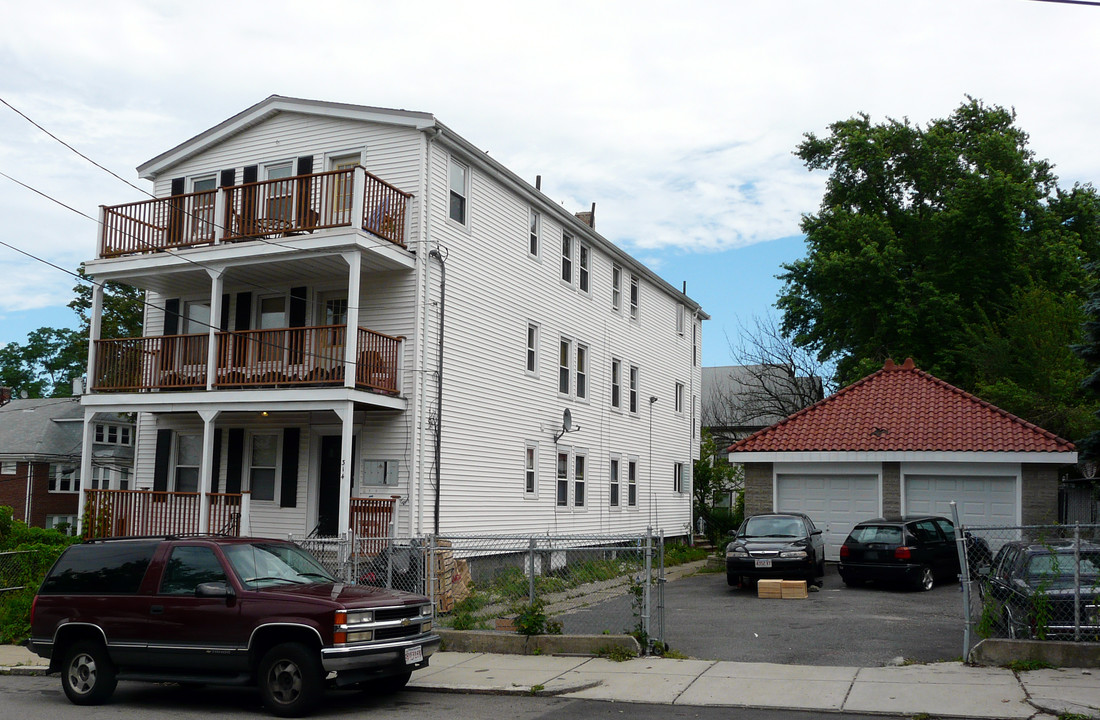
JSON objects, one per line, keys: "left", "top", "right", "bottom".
{"left": 574, "top": 202, "right": 596, "bottom": 229}
{"left": 536, "top": 175, "right": 542, "bottom": 191}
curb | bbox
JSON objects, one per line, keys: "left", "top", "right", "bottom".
{"left": 0, "top": 666, "right": 48, "bottom": 676}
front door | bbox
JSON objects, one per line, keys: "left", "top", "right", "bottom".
{"left": 318, "top": 436, "right": 342, "bottom": 536}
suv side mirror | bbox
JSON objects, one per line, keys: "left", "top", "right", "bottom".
{"left": 196, "top": 581, "right": 235, "bottom": 599}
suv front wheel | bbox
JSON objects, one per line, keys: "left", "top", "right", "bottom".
{"left": 258, "top": 642, "right": 323, "bottom": 718}
{"left": 61, "top": 640, "right": 117, "bottom": 705}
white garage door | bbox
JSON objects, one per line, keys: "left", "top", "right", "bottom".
{"left": 904, "top": 475, "right": 1017, "bottom": 528}
{"left": 776, "top": 475, "right": 879, "bottom": 560}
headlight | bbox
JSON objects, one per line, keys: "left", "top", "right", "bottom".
{"left": 780, "top": 550, "right": 807, "bottom": 559}
{"left": 727, "top": 549, "right": 748, "bottom": 558}
{"left": 346, "top": 610, "right": 373, "bottom": 625}
{"left": 346, "top": 630, "right": 374, "bottom": 642}
{"left": 419, "top": 605, "right": 433, "bottom": 617}
{"left": 421, "top": 620, "right": 432, "bottom": 633}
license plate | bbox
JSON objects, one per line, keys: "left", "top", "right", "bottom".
{"left": 404, "top": 645, "right": 423, "bottom": 665}
{"left": 755, "top": 559, "right": 772, "bottom": 568}
{"left": 865, "top": 551, "right": 880, "bottom": 561}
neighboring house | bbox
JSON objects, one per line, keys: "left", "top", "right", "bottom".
{"left": 0, "top": 398, "right": 134, "bottom": 532}
{"left": 701, "top": 364, "right": 823, "bottom": 449}
{"left": 729, "top": 358, "right": 1076, "bottom": 559}
{"left": 77, "top": 95, "right": 705, "bottom": 542}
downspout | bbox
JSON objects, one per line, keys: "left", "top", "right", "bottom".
{"left": 428, "top": 247, "right": 446, "bottom": 535}
{"left": 416, "top": 127, "right": 442, "bottom": 536}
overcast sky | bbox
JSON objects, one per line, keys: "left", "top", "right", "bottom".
{"left": 2, "top": 0, "right": 1098, "bottom": 367}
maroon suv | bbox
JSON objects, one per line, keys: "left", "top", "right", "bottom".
{"left": 28, "top": 536, "right": 440, "bottom": 717}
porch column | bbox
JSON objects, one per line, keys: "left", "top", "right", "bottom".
{"left": 76, "top": 409, "right": 97, "bottom": 537}
{"left": 198, "top": 409, "right": 220, "bottom": 533}
{"left": 206, "top": 269, "right": 224, "bottom": 390}
{"left": 336, "top": 402, "right": 355, "bottom": 534}
{"left": 84, "top": 282, "right": 104, "bottom": 391}
{"left": 343, "top": 251, "right": 362, "bottom": 389}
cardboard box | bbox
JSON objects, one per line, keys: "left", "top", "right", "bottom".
{"left": 781, "top": 580, "right": 808, "bottom": 599}
{"left": 757, "top": 579, "right": 784, "bottom": 598}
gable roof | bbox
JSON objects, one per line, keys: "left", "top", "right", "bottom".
{"left": 728, "top": 358, "right": 1075, "bottom": 457}
{"left": 0, "top": 398, "right": 83, "bottom": 461}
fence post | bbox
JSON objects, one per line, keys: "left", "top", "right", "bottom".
{"left": 950, "top": 502, "right": 971, "bottom": 661}
{"left": 428, "top": 535, "right": 437, "bottom": 614}
{"left": 1074, "top": 523, "right": 1081, "bottom": 641}
{"left": 656, "top": 529, "right": 666, "bottom": 651}
{"left": 643, "top": 527, "right": 653, "bottom": 654}
{"left": 528, "top": 538, "right": 537, "bottom": 605}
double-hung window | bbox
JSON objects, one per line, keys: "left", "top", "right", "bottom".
{"left": 574, "top": 453, "right": 586, "bottom": 508}
{"left": 611, "top": 358, "right": 622, "bottom": 409}
{"left": 249, "top": 432, "right": 279, "bottom": 502}
{"left": 95, "top": 424, "right": 133, "bottom": 446}
{"left": 449, "top": 158, "right": 469, "bottom": 224}
{"left": 561, "top": 232, "right": 573, "bottom": 284}
{"left": 611, "top": 265, "right": 622, "bottom": 311}
{"left": 675, "top": 382, "right": 684, "bottom": 414}
{"left": 609, "top": 455, "right": 620, "bottom": 508}
{"left": 48, "top": 464, "right": 79, "bottom": 493}
{"left": 576, "top": 344, "right": 588, "bottom": 400}
{"left": 673, "top": 462, "right": 684, "bottom": 494}
{"left": 629, "top": 366, "right": 639, "bottom": 414}
{"left": 265, "top": 162, "right": 294, "bottom": 222}
{"left": 175, "top": 434, "right": 201, "bottom": 493}
{"left": 191, "top": 176, "right": 217, "bottom": 239}
{"left": 578, "top": 243, "right": 590, "bottom": 293}
{"left": 529, "top": 209, "right": 540, "bottom": 257}
{"left": 525, "top": 442, "right": 538, "bottom": 496}
{"left": 559, "top": 338, "right": 572, "bottom": 395}
{"left": 629, "top": 275, "right": 640, "bottom": 320}
{"left": 526, "top": 323, "right": 539, "bottom": 376}
{"left": 556, "top": 451, "right": 569, "bottom": 507}
{"left": 628, "top": 459, "right": 638, "bottom": 507}
{"left": 677, "top": 304, "right": 685, "bottom": 335}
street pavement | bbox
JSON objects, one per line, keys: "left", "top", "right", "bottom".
{"left": 4, "top": 644, "right": 1098, "bottom": 719}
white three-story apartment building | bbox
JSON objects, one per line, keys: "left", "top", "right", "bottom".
{"left": 77, "top": 96, "right": 705, "bottom": 542}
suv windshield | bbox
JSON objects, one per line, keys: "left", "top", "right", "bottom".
{"left": 223, "top": 542, "right": 336, "bottom": 589}
{"left": 742, "top": 516, "right": 804, "bottom": 538}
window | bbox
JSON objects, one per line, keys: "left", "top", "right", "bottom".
{"left": 561, "top": 232, "right": 573, "bottom": 283}
{"left": 1, "top": 461, "right": 16, "bottom": 475}
{"left": 48, "top": 464, "right": 79, "bottom": 493}
{"left": 611, "top": 358, "right": 621, "bottom": 409}
{"left": 629, "top": 275, "right": 640, "bottom": 320}
{"left": 673, "top": 462, "right": 684, "bottom": 494}
{"left": 674, "top": 382, "right": 684, "bottom": 414}
{"left": 265, "top": 162, "right": 294, "bottom": 222}
{"left": 692, "top": 395, "right": 698, "bottom": 438}
{"left": 525, "top": 442, "right": 538, "bottom": 495}
{"left": 192, "top": 176, "right": 217, "bottom": 238}
{"left": 182, "top": 301, "right": 211, "bottom": 364}
{"left": 95, "top": 424, "right": 133, "bottom": 446}
{"left": 175, "top": 434, "right": 201, "bottom": 493}
{"left": 449, "top": 158, "right": 468, "bottom": 224}
{"left": 578, "top": 243, "right": 590, "bottom": 293}
{"left": 609, "top": 456, "right": 620, "bottom": 508}
{"left": 249, "top": 433, "right": 279, "bottom": 502}
{"left": 529, "top": 209, "right": 540, "bottom": 257}
{"left": 576, "top": 344, "right": 588, "bottom": 400}
{"left": 692, "top": 322, "right": 698, "bottom": 366}
{"left": 160, "top": 546, "right": 227, "bottom": 596}
{"left": 574, "top": 453, "right": 586, "bottom": 508}
{"left": 612, "top": 265, "right": 622, "bottom": 311}
{"left": 628, "top": 459, "right": 637, "bottom": 507}
{"left": 46, "top": 515, "right": 77, "bottom": 535}
{"left": 677, "top": 304, "right": 685, "bottom": 335}
{"left": 330, "top": 154, "right": 360, "bottom": 217}
{"left": 556, "top": 451, "right": 569, "bottom": 507}
{"left": 256, "top": 295, "right": 287, "bottom": 362}
{"left": 526, "top": 323, "right": 539, "bottom": 375}
{"left": 629, "top": 366, "right": 639, "bottom": 414}
{"left": 559, "top": 338, "right": 572, "bottom": 395}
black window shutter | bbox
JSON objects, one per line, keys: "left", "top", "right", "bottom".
{"left": 289, "top": 287, "right": 307, "bottom": 327}
{"left": 296, "top": 156, "right": 313, "bottom": 175}
{"left": 295, "top": 157, "right": 314, "bottom": 227}
{"left": 234, "top": 292, "right": 252, "bottom": 330}
{"left": 220, "top": 294, "right": 230, "bottom": 332}
{"left": 163, "top": 298, "right": 181, "bottom": 335}
{"left": 225, "top": 429, "right": 244, "bottom": 494}
{"left": 241, "top": 165, "right": 259, "bottom": 233}
{"left": 168, "top": 178, "right": 185, "bottom": 246}
{"left": 170, "top": 178, "right": 185, "bottom": 195}
{"left": 219, "top": 169, "right": 235, "bottom": 187}
{"left": 242, "top": 165, "right": 258, "bottom": 183}
{"left": 153, "top": 429, "right": 172, "bottom": 492}
{"left": 211, "top": 428, "right": 223, "bottom": 494}
{"left": 280, "top": 428, "right": 300, "bottom": 508}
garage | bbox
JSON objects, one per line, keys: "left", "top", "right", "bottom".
{"left": 904, "top": 474, "right": 1017, "bottom": 528}
{"left": 776, "top": 474, "right": 879, "bottom": 560}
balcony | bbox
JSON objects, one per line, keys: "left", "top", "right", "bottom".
{"left": 91, "top": 325, "right": 402, "bottom": 394}
{"left": 99, "top": 167, "right": 411, "bottom": 258}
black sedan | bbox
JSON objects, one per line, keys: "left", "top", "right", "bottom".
{"left": 838, "top": 515, "right": 964, "bottom": 591}
{"left": 980, "top": 539, "right": 1100, "bottom": 640}
{"left": 725, "top": 512, "right": 825, "bottom": 587}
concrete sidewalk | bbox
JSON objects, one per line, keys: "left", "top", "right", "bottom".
{"left": 3, "top": 644, "right": 1098, "bottom": 719}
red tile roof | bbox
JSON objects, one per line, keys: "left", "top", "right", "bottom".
{"left": 728, "top": 358, "right": 1075, "bottom": 454}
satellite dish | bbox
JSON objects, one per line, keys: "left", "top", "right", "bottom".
{"left": 562, "top": 409, "right": 572, "bottom": 432}
{"left": 19, "top": 390, "right": 29, "bottom": 399}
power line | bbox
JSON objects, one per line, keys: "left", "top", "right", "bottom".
{"left": 1029, "top": 0, "right": 1100, "bottom": 6}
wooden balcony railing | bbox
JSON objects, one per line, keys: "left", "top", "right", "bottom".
{"left": 92, "top": 325, "right": 401, "bottom": 394}
{"left": 350, "top": 496, "right": 399, "bottom": 555}
{"left": 99, "top": 167, "right": 411, "bottom": 258}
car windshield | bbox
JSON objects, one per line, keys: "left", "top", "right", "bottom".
{"left": 848, "top": 526, "right": 903, "bottom": 545}
{"left": 1024, "top": 551, "right": 1100, "bottom": 589}
{"left": 223, "top": 542, "right": 336, "bottom": 589}
{"left": 743, "top": 516, "right": 804, "bottom": 538}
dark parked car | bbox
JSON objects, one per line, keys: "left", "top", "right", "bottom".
{"left": 838, "top": 515, "right": 970, "bottom": 591}
{"left": 980, "top": 539, "right": 1100, "bottom": 640}
{"left": 725, "top": 512, "right": 825, "bottom": 587}
{"left": 29, "top": 536, "right": 440, "bottom": 717}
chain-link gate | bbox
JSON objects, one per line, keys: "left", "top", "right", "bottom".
{"left": 291, "top": 530, "right": 666, "bottom": 654}
{"left": 952, "top": 503, "right": 1100, "bottom": 658}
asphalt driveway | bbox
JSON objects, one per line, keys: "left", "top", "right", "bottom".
{"left": 562, "top": 563, "right": 966, "bottom": 666}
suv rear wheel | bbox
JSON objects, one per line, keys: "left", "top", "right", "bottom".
{"left": 258, "top": 642, "right": 323, "bottom": 718}
{"left": 61, "top": 640, "right": 117, "bottom": 705}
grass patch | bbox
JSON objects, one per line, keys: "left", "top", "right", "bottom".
{"left": 596, "top": 645, "right": 637, "bottom": 662}
{"left": 1004, "top": 659, "right": 1055, "bottom": 672}
{"left": 662, "top": 648, "right": 689, "bottom": 659}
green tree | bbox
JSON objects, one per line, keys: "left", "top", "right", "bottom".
{"left": 779, "top": 97, "right": 1100, "bottom": 439}
{"left": 1073, "top": 271, "right": 1100, "bottom": 459}
{"left": 694, "top": 430, "right": 743, "bottom": 544}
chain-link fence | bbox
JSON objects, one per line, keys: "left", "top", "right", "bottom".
{"left": 291, "top": 531, "right": 666, "bottom": 653}
{"left": 0, "top": 549, "right": 61, "bottom": 593}
{"left": 958, "top": 520, "right": 1100, "bottom": 653}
